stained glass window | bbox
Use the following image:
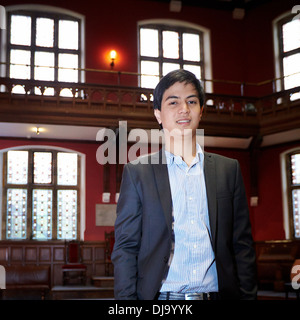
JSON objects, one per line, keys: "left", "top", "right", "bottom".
{"left": 289, "top": 152, "right": 300, "bottom": 239}
{"left": 292, "top": 190, "right": 300, "bottom": 238}
{"left": 32, "top": 189, "right": 53, "bottom": 240}
{"left": 139, "top": 25, "right": 203, "bottom": 89}
{"left": 7, "top": 150, "right": 28, "bottom": 184}
{"left": 291, "top": 154, "right": 300, "bottom": 185}
{"left": 6, "top": 189, "right": 27, "bottom": 239}
{"left": 57, "top": 152, "right": 78, "bottom": 186}
{"left": 3, "top": 149, "right": 80, "bottom": 240}
{"left": 57, "top": 190, "right": 77, "bottom": 240}
{"left": 33, "top": 152, "right": 52, "bottom": 184}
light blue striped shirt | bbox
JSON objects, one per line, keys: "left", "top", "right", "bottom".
{"left": 160, "top": 144, "right": 218, "bottom": 293}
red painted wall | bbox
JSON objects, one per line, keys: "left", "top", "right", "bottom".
{"left": 252, "top": 142, "right": 300, "bottom": 241}
{"left": 207, "top": 142, "right": 300, "bottom": 242}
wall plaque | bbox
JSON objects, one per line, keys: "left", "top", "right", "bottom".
{"left": 95, "top": 204, "right": 117, "bottom": 226}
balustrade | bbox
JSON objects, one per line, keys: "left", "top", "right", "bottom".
{"left": 0, "top": 77, "right": 299, "bottom": 136}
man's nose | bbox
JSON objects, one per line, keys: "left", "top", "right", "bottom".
{"left": 179, "top": 102, "right": 189, "bottom": 113}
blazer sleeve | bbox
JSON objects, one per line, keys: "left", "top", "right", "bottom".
{"left": 232, "top": 160, "right": 257, "bottom": 299}
{"left": 111, "top": 163, "right": 142, "bottom": 300}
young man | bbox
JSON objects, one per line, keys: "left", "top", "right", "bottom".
{"left": 111, "top": 69, "right": 257, "bottom": 300}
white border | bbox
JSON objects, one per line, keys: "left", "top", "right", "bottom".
{"left": 0, "top": 145, "right": 86, "bottom": 241}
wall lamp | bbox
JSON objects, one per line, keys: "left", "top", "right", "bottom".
{"left": 110, "top": 50, "right": 117, "bottom": 69}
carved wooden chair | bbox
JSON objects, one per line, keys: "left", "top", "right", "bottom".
{"left": 62, "top": 241, "right": 87, "bottom": 285}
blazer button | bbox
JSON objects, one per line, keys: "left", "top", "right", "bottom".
{"left": 163, "top": 256, "right": 168, "bottom": 263}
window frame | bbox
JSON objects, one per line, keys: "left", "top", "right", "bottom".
{"left": 139, "top": 24, "right": 204, "bottom": 78}
{"left": 281, "top": 147, "right": 300, "bottom": 239}
{"left": 1, "top": 148, "right": 81, "bottom": 241}
{"left": 1, "top": 4, "right": 85, "bottom": 84}
{"left": 277, "top": 15, "right": 300, "bottom": 91}
{"left": 138, "top": 19, "right": 212, "bottom": 92}
{"left": 286, "top": 150, "right": 300, "bottom": 239}
{"left": 6, "top": 10, "right": 81, "bottom": 83}
{"left": 273, "top": 12, "right": 300, "bottom": 93}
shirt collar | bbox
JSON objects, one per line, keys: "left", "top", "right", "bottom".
{"left": 165, "top": 143, "right": 204, "bottom": 166}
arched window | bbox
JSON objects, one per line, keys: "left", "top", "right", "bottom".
{"left": 1, "top": 4, "right": 85, "bottom": 95}
{"left": 138, "top": 19, "right": 212, "bottom": 92}
{"left": 273, "top": 12, "right": 300, "bottom": 100}
{"left": 0, "top": 146, "right": 85, "bottom": 240}
{"left": 281, "top": 148, "right": 300, "bottom": 239}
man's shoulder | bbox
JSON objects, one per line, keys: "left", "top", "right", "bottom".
{"left": 123, "top": 151, "right": 164, "bottom": 181}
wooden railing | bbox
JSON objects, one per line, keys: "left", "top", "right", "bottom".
{"left": 0, "top": 77, "right": 299, "bottom": 137}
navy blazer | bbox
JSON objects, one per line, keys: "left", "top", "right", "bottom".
{"left": 112, "top": 149, "right": 257, "bottom": 300}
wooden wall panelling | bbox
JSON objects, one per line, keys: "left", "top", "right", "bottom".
{"left": 39, "top": 247, "right": 51, "bottom": 263}
{"left": 93, "top": 244, "right": 106, "bottom": 276}
{"left": 11, "top": 246, "right": 23, "bottom": 264}
{"left": 0, "top": 241, "right": 106, "bottom": 287}
{"left": 0, "top": 246, "right": 8, "bottom": 264}
{"left": 52, "top": 244, "right": 65, "bottom": 286}
{"left": 25, "top": 247, "right": 37, "bottom": 263}
{"left": 53, "top": 246, "right": 64, "bottom": 263}
{"left": 81, "top": 243, "right": 106, "bottom": 284}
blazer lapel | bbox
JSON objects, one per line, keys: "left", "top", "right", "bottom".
{"left": 151, "top": 149, "right": 173, "bottom": 237}
{"left": 204, "top": 152, "right": 217, "bottom": 251}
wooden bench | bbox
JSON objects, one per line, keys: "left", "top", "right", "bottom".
{"left": 1, "top": 265, "right": 51, "bottom": 300}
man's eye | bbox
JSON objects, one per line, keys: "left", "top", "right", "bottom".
{"left": 188, "top": 100, "right": 197, "bottom": 104}
{"left": 169, "top": 101, "right": 177, "bottom": 105}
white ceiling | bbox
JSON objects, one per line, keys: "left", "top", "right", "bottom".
{"left": 0, "top": 122, "right": 299, "bottom": 149}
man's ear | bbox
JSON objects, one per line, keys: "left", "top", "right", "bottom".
{"left": 154, "top": 109, "right": 162, "bottom": 124}
{"left": 200, "top": 106, "right": 204, "bottom": 119}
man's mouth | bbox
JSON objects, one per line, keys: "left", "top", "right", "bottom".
{"left": 176, "top": 119, "right": 191, "bottom": 124}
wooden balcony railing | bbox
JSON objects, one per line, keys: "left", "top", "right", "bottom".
{"left": 0, "top": 77, "right": 299, "bottom": 138}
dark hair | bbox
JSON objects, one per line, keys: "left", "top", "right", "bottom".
{"left": 153, "top": 69, "right": 205, "bottom": 110}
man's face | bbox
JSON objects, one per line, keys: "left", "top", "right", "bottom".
{"left": 154, "top": 81, "right": 203, "bottom": 136}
